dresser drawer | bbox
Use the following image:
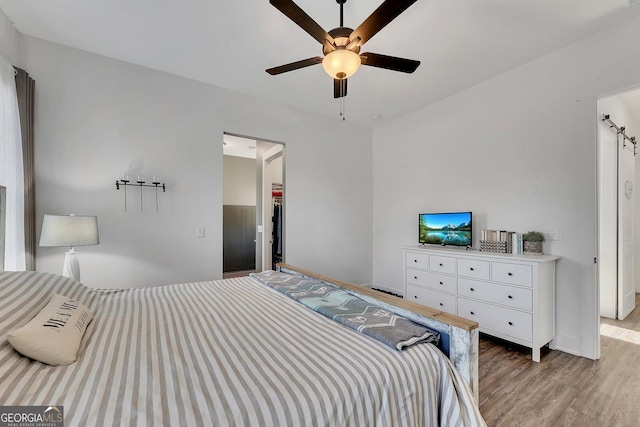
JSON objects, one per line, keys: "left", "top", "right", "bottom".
{"left": 457, "top": 278, "right": 533, "bottom": 311}
{"left": 406, "top": 269, "right": 457, "bottom": 294}
{"left": 405, "top": 252, "right": 429, "bottom": 270}
{"left": 492, "top": 262, "right": 533, "bottom": 287}
{"left": 429, "top": 255, "right": 457, "bottom": 275}
{"left": 406, "top": 285, "right": 457, "bottom": 315}
{"left": 458, "top": 298, "right": 532, "bottom": 342}
{"left": 457, "top": 258, "right": 490, "bottom": 280}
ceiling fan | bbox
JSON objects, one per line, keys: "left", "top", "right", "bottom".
{"left": 266, "top": 0, "right": 421, "bottom": 99}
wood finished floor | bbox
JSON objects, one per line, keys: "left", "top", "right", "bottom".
{"left": 222, "top": 270, "right": 256, "bottom": 279}
{"left": 478, "top": 294, "right": 640, "bottom": 426}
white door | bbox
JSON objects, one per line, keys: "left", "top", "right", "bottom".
{"left": 617, "top": 134, "right": 635, "bottom": 320}
{"left": 598, "top": 126, "right": 617, "bottom": 318}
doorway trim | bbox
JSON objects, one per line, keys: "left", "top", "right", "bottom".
{"left": 221, "top": 131, "right": 286, "bottom": 275}
{"left": 597, "top": 123, "right": 618, "bottom": 319}
{"left": 262, "top": 144, "right": 285, "bottom": 271}
{"left": 576, "top": 64, "right": 640, "bottom": 360}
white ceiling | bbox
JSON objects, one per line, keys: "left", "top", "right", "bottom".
{"left": 1, "top": 0, "right": 640, "bottom": 127}
{"left": 223, "top": 134, "right": 257, "bottom": 159}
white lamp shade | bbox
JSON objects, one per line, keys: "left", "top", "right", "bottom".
{"left": 322, "top": 50, "right": 361, "bottom": 79}
{"left": 39, "top": 215, "right": 99, "bottom": 247}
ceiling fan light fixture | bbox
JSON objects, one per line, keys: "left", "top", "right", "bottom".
{"left": 322, "top": 49, "right": 361, "bottom": 80}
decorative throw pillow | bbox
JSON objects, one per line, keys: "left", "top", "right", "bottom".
{"left": 7, "top": 294, "right": 93, "bottom": 366}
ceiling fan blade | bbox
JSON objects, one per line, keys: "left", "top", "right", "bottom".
{"left": 360, "top": 52, "right": 420, "bottom": 73}
{"left": 266, "top": 57, "right": 323, "bottom": 75}
{"left": 350, "top": 0, "right": 417, "bottom": 46}
{"left": 270, "top": 0, "right": 335, "bottom": 47}
{"left": 334, "top": 78, "right": 348, "bottom": 98}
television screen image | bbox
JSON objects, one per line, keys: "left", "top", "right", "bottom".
{"left": 419, "top": 212, "right": 472, "bottom": 246}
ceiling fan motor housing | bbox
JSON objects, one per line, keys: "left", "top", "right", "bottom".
{"left": 323, "top": 27, "right": 360, "bottom": 55}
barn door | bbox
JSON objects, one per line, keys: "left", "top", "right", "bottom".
{"left": 617, "top": 134, "right": 635, "bottom": 320}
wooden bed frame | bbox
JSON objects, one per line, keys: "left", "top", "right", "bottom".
{"left": 277, "top": 263, "right": 480, "bottom": 401}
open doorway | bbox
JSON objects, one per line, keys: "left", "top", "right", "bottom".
{"left": 261, "top": 144, "right": 284, "bottom": 271}
{"left": 222, "top": 134, "right": 285, "bottom": 278}
{"left": 597, "top": 88, "right": 639, "bottom": 325}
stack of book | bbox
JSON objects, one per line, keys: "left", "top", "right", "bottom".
{"left": 480, "top": 230, "right": 523, "bottom": 254}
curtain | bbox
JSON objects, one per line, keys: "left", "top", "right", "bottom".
{"left": 15, "top": 68, "right": 35, "bottom": 270}
{"left": 0, "top": 54, "right": 25, "bottom": 271}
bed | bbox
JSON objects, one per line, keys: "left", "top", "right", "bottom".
{"left": 0, "top": 265, "right": 484, "bottom": 426}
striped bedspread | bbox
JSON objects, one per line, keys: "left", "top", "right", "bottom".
{"left": 0, "top": 272, "right": 485, "bottom": 426}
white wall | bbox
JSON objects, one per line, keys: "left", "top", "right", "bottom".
{"left": 223, "top": 156, "right": 256, "bottom": 206}
{"left": 372, "top": 14, "right": 640, "bottom": 359}
{"left": 22, "top": 36, "right": 373, "bottom": 288}
{"left": 0, "top": 8, "right": 21, "bottom": 65}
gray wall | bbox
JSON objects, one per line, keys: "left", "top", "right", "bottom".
{"left": 371, "top": 14, "right": 640, "bottom": 360}
{"left": 16, "top": 35, "right": 373, "bottom": 288}
{"left": 223, "top": 156, "right": 256, "bottom": 206}
{"left": 0, "top": 8, "right": 20, "bottom": 64}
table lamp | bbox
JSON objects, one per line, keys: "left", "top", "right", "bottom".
{"left": 39, "top": 214, "right": 99, "bottom": 281}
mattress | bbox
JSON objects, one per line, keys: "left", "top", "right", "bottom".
{"left": 0, "top": 271, "right": 485, "bottom": 426}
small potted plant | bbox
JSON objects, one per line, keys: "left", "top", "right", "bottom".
{"left": 523, "top": 231, "right": 544, "bottom": 255}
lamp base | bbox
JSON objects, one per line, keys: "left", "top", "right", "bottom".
{"left": 62, "top": 248, "right": 80, "bottom": 282}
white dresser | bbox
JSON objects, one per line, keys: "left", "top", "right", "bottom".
{"left": 404, "top": 246, "right": 560, "bottom": 362}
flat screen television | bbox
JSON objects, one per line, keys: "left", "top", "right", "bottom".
{"left": 419, "top": 212, "right": 472, "bottom": 247}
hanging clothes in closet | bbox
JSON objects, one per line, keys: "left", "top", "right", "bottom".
{"left": 272, "top": 183, "right": 283, "bottom": 270}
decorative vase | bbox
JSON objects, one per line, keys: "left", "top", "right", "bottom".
{"left": 523, "top": 241, "right": 543, "bottom": 255}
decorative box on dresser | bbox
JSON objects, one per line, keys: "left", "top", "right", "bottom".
{"left": 404, "top": 246, "right": 560, "bottom": 362}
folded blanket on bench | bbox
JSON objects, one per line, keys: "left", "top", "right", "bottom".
{"left": 250, "top": 271, "right": 439, "bottom": 350}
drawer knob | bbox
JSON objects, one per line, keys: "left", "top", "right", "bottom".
{"left": 439, "top": 263, "right": 443, "bottom": 267}
{"left": 508, "top": 321, "right": 513, "bottom": 326}
{"left": 508, "top": 295, "right": 513, "bottom": 299}
{"left": 508, "top": 272, "right": 513, "bottom": 276}
{"left": 470, "top": 287, "right": 475, "bottom": 291}
{"left": 414, "top": 259, "right": 417, "bottom": 263}
{"left": 470, "top": 311, "right": 475, "bottom": 315}
{"left": 439, "top": 281, "right": 443, "bottom": 285}
{"left": 470, "top": 267, "right": 474, "bottom": 271}
{"left": 439, "top": 303, "right": 443, "bottom": 306}
{"left": 414, "top": 276, "right": 418, "bottom": 280}
{"left": 414, "top": 295, "right": 418, "bottom": 299}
